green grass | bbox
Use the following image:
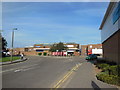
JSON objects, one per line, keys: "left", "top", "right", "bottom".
{"left": 0, "top": 56, "right": 20, "bottom": 62}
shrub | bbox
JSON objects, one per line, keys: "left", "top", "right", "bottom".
{"left": 43, "top": 52, "right": 47, "bottom": 56}
{"left": 95, "top": 60, "right": 120, "bottom": 86}
{"left": 97, "top": 64, "right": 109, "bottom": 70}
{"left": 108, "top": 65, "right": 120, "bottom": 76}
{"left": 38, "top": 53, "right": 42, "bottom": 56}
{"left": 96, "top": 72, "right": 108, "bottom": 81}
{"left": 96, "top": 60, "right": 116, "bottom": 65}
{"left": 96, "top": 73, "right": 120, "bottom": 85}
{"left": 96, "top": 60, "right": 107, "bottom": 64}
{"left": 97, "top": 64, "right": 120, "bottom": 75}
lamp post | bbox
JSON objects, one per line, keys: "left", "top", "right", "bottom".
{"left": 0, "top": 30, "right": 3, "bottom": 38}
{"left": 0, "top": 30, "right": 3, "bottom": 36}
{"left": 11, "top": 28, "right": 17, "bottom": 62}
{"left": 0, "top": 30, "right": 3, "bottom": 57}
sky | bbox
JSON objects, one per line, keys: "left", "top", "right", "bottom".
{"left": 2, "top": 2, "right": 109, "bottom": 48}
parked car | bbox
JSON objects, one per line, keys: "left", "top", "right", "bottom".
{"left": 86, "top": 54, "right": 97, "bottom": 60}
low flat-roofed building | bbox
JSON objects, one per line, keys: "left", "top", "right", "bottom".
{"left": 34, "top": 43, "right": 80, "bottom": 56}
{"left": 33, "top": 44, "right": 51, "bottom": 56}
{"left": 64, "top": 43, "right": 80, "bottom": 56}
{"left": 10, "top": 46, "right": 36, "bottom": 56}
{"left": 81, "top": 44, "right": 102, "bottom": 56}
{"left": 99, "top": 2, "right": 120, "bottom": 64}
{"left": 11, "top": 43, "right": 80, "bottom": 56}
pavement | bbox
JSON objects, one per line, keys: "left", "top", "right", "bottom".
{"left": 1, "top": 56, "right": 120, "bottom": 89}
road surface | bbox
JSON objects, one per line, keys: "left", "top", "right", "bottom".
{"left": 2, "top": 56, "right": 118, "bottom": 89}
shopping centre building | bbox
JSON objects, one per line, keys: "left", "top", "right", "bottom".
{"left": 11, "top": 43, "right": 103, "bottom": 56}
{"left": 99, "top": 2, "right": 120, "bottom": 64}
{"left": 12, "top": 43, "right": 80, "bottom": 56}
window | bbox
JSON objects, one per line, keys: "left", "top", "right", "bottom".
{"left": 36, "top": 50, "right": 44, "bottom": 52}
{"left": 76, "top": 50, "right": 79, "bottom": 52}
{"left": 90, "top": 45, "right": 92, "bottom": 48}
{"left": 113, "top": 2, "right": 120, "bottom": 24}
{"left": 25, "top": 48, "right": 29, "bottom": 52}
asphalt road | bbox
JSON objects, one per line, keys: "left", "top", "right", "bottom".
{"left": 2, "top": 56, "right": 118, "bottom": 89}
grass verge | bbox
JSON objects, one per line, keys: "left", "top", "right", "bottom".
{"left": 0, "top": 56, "right": 20, "bottom": 62}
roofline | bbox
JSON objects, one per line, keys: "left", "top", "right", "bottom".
{"left": 99, "top": 2, "right": 115, "bottom": 30}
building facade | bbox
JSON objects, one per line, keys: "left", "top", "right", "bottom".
{"left": 81, "top": 44, "right": 102, "bottom": 56}
{"left": 11, "top": 47, "right": 36, "bottom": 56}
{"left": 34, "top": 44, "right": 51, "bottom": 56}
{"left": 11, "top": 43, "right": 80, "bottom": 56}
{"left": 64, "top": 43, "right": 80, "bottom": 56}
{"left": 99, "top": 2, "right": 120, "bottom": 64}
{"left": 34, "top": 43, "right": 80, "bottom": 56}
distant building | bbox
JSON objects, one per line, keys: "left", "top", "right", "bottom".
{"left": 81, "top": 45, "right": 88, "bottom": 56}
{"left": 34, "top": 44, "right": 52, "bottom": 56}
{"left": 81, "top": 44, "right": 102, "bottom": 56}
{"left": 11, "top": 43, "right": 80, "bottom": 56}
{"left": 10, "top": 47, "right": 36, "bottom": 56}
{"left": 34, "top": 43, "right": 80, "bottom": 56}
{"left": 64, "top": 43, "right": 80, "bottom": 56}
{"left": 99, "top": 2, "right": 120, "bottom": 64}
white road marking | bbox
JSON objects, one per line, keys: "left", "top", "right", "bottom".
{"left": 0, "top": 64, "right": 39, "bottom": 73}
{"left": 14, "top": 69, "right": 22, "bottom": 72}
{"left": 14, "top": 67, "right": 35, "bottom": 72}
{"left": 22, "top": 67, "right": 35, "bottom": 71}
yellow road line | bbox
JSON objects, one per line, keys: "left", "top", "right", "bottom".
{"left": 56, "top": 71, "right": 73, "bottom": 88}
{"left": 52, "top": 63, "right": 82, "bottom": 90}
{"left": 53, "top": 66, "right": 76, "bottom": 88}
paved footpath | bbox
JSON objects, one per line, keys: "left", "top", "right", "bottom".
{"left": 51, "top": 57, "right": 118, "bottom": 89}
{"left": 61, "top": 61, "right": 118, "bottom": 89}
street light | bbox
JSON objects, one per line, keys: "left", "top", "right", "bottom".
{"left": 0, "top": 30, "right": 3, "bottom": 36}
{"left": 0, "top": 30, "right": 3, "bottom": 57}
{"left": 0, "top": 30, "right": 3, "bottom": 38}
{"left": 11, "top": 28, "right": 17, "bottom": 62}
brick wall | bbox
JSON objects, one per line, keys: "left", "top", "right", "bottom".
{"left": 81, "top": 45, "right": 88, "bottom": 55}
{"left": 74, "top": 52, "right": 80, "bottom": 56}
{"left": 103, "top": 30, "right": 120, "bottom": 64}
{"left": 81, "top": 44, "right": 102, "bottom": 56}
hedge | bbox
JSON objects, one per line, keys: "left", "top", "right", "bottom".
{"left": 95, "top": 59, "right": 117, "bottom": 66}
{"left": 96, "top": 73, "right": 120, "bottom": 85}
{"left": 96, "top": 63, "right": 120, "bottom": 86}
{"left": 38, "top": 53, "right": 42, "bottom": 56}
{"left": 43, "top": 52, "right": 47, "bottom": 56}
{"left": 96, "top": 64, "right": 120, "bottom": 76}
{"left": 97, "top": 64, "right": 109, "bottom": 70}
{"left": 109, "top": 65, "right": 120, "bottom": 76}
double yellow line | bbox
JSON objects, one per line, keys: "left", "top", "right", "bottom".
{"left": 51, "top": 63, "right": 82, "bottom": 89}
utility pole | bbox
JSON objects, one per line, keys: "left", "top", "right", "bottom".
{"left": 0, "top": 30, "right": 3, "bottom": 58}
{"left": 11, "top": 28, "right": 17, "bottom": 62}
